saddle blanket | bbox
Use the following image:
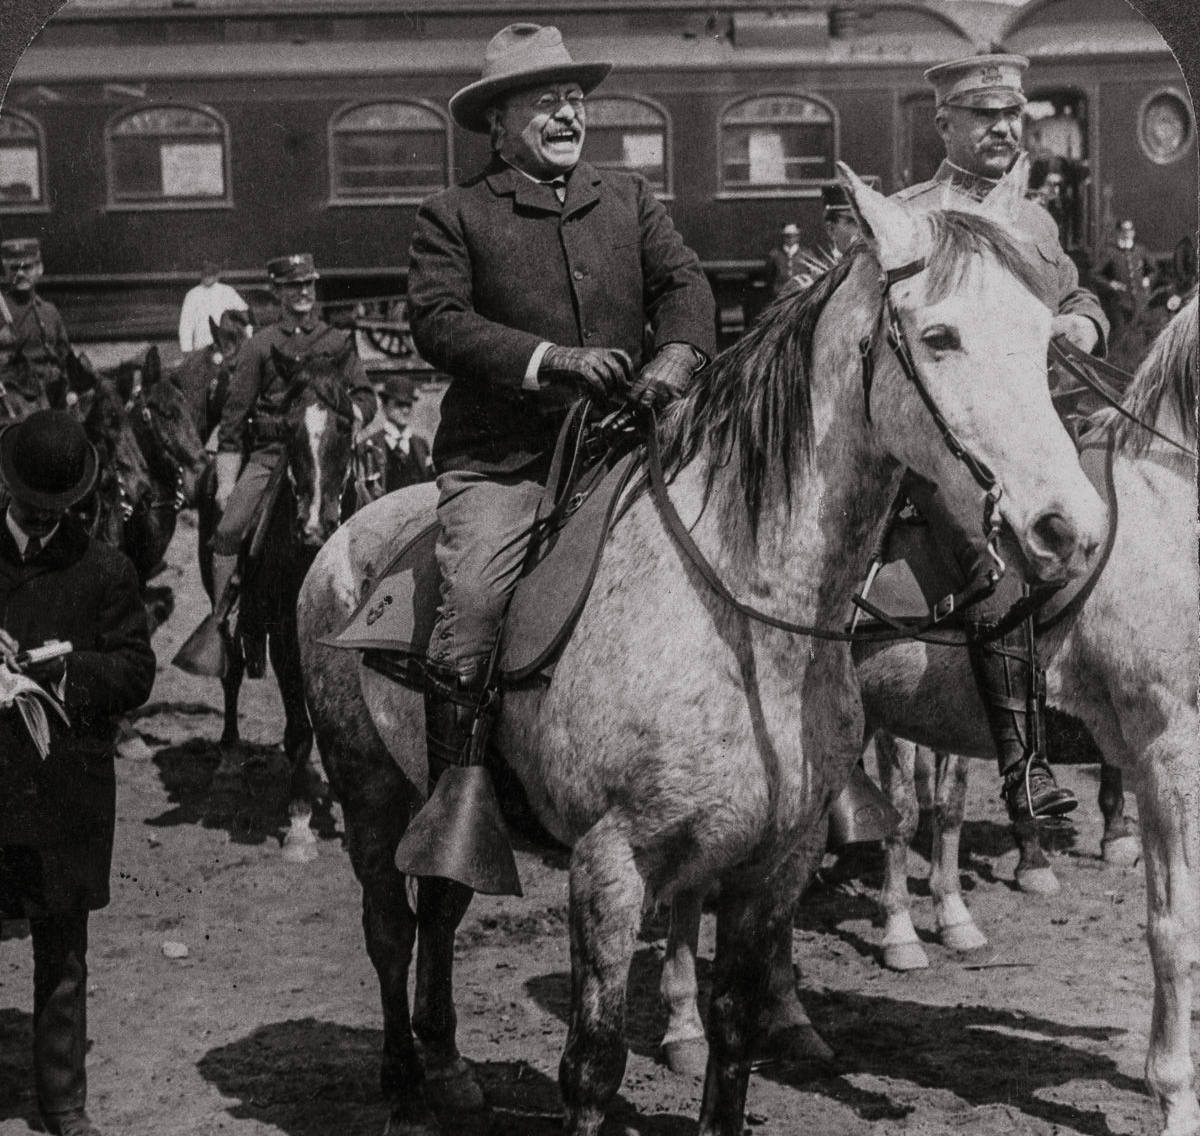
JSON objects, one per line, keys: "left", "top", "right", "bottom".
{"left": 331, "top": 450, "right": 640, "bottom": 683}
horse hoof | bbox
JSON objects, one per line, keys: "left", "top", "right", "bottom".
{"left": 423, "top": 1057, "right": 486, "bottom": 1114}
{"left": 883, "top": 941, "right": 930, "bottom": 971}
{"left": 1102, "top": 835, "right": 1141, "bottom": 867}
{"left": 755, "top": 1023, "right": 837, "bottom": 1069}
{"left": 1015, "top": 866, "right": 1061, "bottom": 895}
{"left": 661, "top": 1037, "right": 708, "bottom": 1077}
{"left": 383, "top": 1099, "right": 441, "bottom": 1136}
{"left": 940, "top": 921, "right": 988, "bottom": 953}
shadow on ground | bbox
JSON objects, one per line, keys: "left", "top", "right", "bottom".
{"left": 198, "top": 1017, "right": 695, "bottom": 1136}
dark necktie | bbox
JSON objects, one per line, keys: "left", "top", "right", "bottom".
{"left": 549, "top": 178, "right": 566, "bottom": 204}
{"left": 23, "top": 536, "right": 40, "bottom": 564}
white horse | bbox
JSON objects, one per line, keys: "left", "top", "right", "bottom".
{"left": 663, "top": 292, "right": 1199, "bottom": 1135}
{"left": 297, "top": 164, "right": 1103, "bottom": 1136}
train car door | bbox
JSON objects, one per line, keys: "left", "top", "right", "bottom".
{"left": 1024, "top": 89, "right": 1090, "bottom": 256}
{"left": 899, "top": 92, "right": 941, "bottom": 189}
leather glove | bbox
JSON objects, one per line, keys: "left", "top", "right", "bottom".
{"left": 1051, "top": 314, "right": 1100, "bottom": 354}
{"left": 630, "top": 342, "right": 701, "bottom": 409}
{"left": 214, "top": 451, "right": 242, "bottom": 512}
{"left": 539, "top": 345, "right": 633, "bottom": 401}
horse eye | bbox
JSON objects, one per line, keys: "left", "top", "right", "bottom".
{"left": 921, "top": 326, "right": 961, "bottom": 354}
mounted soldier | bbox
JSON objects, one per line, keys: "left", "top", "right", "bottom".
{"left": 209, "top": 252, "right": 376, "bottom": 618}
{"left": 0, "top": 239, "right": 73, "bottom": 421}
{"left": 891, "top": 53, "right": 1109, "bottom": 824}
{"left": 404, "top": 23, "right": 716, "bottom": 856}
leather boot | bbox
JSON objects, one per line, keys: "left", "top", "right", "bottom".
{"left": 967, "top": 620, "right": 1077, "bottom": 823}
{"left": 211, "top": 552, "right": 238, "bottom": 617}
{"left": 423, "top": 663, "right": 485, "bottom": 789}
{"left": 31, "top": 914, "right": 91, "bottom": 1129}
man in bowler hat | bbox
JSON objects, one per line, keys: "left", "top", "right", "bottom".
{"left": 210, "top": 252, "right": 376, "bottom": 615}
{"left": 895, "top": 54, "right": 1108, "bottom": 824}
{"left": 0, "top": 410, "right": 155, "bottom": 1135}
{"left": 356, "top": 374, "right": 433, "bottom": 497}
{"left": 406, "top": 23, "right": 715, "bottom": 814}
{"left": 0, "top": 239, "right": 73, "bottom": 420}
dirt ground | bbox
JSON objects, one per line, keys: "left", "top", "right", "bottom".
{"left": 0, "top": 508, "right": 1168, "bottom": 1136}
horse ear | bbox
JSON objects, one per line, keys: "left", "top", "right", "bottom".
{"left": 336, "top": 332, "right": 358, "bottom": 365}
{"left": 271, "top": 343, "right": 299, "bottom": 379}
{"left": 836, "top": 161, "right": 922, "bottom": 272}
{"left": 979, "top": 153, "right": 1031, "bottom": 223}
{"left": 144, "top": 345, "right": 162, "bottom": 387}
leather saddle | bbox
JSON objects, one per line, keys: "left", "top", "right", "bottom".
{"left": 331, "top": 404, "right": 643, "bottom": 687}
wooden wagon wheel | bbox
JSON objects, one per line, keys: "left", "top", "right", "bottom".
{"left": 364, "top": 299, "right": 413, "bottom": 358}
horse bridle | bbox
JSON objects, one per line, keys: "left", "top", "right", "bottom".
{"left": 123, "top": 377, "right": 186, "bottom": 515}
{"left": 859, "top": 257, "right": 1007, "bottom": 603}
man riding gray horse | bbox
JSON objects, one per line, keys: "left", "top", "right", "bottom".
{"left": 892, "top": 53, "right": 1109, "bottom": 823}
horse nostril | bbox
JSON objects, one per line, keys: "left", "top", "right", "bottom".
{"left": 1030, "top": 510, "right": 1079, "bottom": 564}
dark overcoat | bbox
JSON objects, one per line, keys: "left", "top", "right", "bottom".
{"left": 0, "top": 514, "right": 155, "bottom": 914}
{"left": 407, "top": 158, "right": 716, "bottom": 476}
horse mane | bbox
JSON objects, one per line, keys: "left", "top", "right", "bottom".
{"left": 659, "top": 208, "right": 1044, "bottom": 531}
{"left": 1090, "top": 290, "right": 1198, "bottom": 454}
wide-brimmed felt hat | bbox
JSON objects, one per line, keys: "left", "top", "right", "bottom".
{"left": 449, "top": 23, "right": 613, "bottom": 134}
{"left": 925, "top": 53, "right": 1028, "bottom": 110}
{"left": 0, "top": 410, "right": 98, "bottom": 510}
{"left": 267, "top": 253, "right": 320, "bottom": 285}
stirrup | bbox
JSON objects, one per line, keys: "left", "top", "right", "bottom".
{"left": 1002, "top": 755, "right": 1077, "bottom": 823}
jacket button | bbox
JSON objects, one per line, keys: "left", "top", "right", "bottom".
{"left": 572, "top": 269, "right": 585, "bottom": 280}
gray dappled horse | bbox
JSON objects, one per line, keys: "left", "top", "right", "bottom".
{"left": 296, "top": 165, "right": 1104, "bottom": 1136}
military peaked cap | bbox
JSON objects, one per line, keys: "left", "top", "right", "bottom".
{"left": 0, "top": 237, "right": 41, "bottom": 264}
{"left": 925, "top": 53, "right": 1028, "bottom": 110}
{"left": 267, "top": 253, "right": 320, "bottom": 284}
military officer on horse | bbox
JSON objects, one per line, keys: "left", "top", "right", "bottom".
{"left": 0, "top": 239, "right": 74, "bottom": 421}
{"left": 209, "top": 252, "right": 376, "bottom": 617}
{"left": 891, "top": 53, "right": 1109, "bottom": 824}
{"left": 405, "top": 23, "right": 716, "bottom": 816}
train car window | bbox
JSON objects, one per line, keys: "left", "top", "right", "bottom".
{"left": 719, "top": 94, "right": 836, "bottom": 194}
{"left": 582, "top": 96, "right": 669, "bottom": 194}
{"left": 106, "top": 104, "right": 229, "bottom": 207}
{"left": 329, "top": 101, "right": 450, "bottom": 204}
{"left": 1138, "top": 88, "right": 1194, "bottom": 166}
{"left": 0, "top": 111, "right": 44, "bottom": 210}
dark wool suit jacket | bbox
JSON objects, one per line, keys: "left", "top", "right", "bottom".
{"left": 0, "top": 515, "right": 155, "bottom": 912}
{"left": 407, "top": 158, "right": 716, "bottom": 477}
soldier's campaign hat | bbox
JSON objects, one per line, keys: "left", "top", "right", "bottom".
{"left": 0, "top": 237, "right": 41, "bottom": 266}
{"left": 924, "top": 53, "right": 1028, "bottom": 110}
{"left": 380, "top": 375, "right": 418, "bottom": 405}
{"left": 449, "top": 23, "right": 613, "bottom": 134}
{"left": 267, "top": 253, "right": 320, "bottom": 285}
{"left": 0, "top": 410, "right": 98, "bottom": 511}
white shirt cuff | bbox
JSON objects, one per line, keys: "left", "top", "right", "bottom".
{"left": 523, "top": 342, "right": 553, "bottom": 391}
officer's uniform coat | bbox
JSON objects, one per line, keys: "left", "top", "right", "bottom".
{"left": 408, "top": 158, "right": 716, "bottom": 477}
{"left": 0, "top": 290, "right": 72, "bottom": 409}
{"left": 0, "top": 514, "right": 155, "bottom": 914}
{"left": 895, "top": 160, "right": 1109, "bottom": 352}
{"left": 217, "top": 319, "right": 376, "bottom": 463}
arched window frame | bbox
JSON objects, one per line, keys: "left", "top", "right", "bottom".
{"left": 581, "top": 92, "right": 673, "bottom": 199}
{"left": 716, "top": 91, "right": 839, "bottom": 199}
{"left": 327, "top": 99, "right": 451, "bottom": 207}
{"left": 1137, "top": 86, "right": 1195, "bottom": 167}
{"left": 105, "top": 101, "right": 232, "bottom": 211}
{"left": 0, "top": 109, "right": 49, "bottom": 214}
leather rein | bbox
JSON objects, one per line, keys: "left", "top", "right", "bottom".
{"left": 645, "top": 255, "right": 1006, "bottom": 645}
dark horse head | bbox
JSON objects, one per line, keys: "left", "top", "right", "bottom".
{"left": 109, "top": 345, "right": 209, "bottom": 507}
{"left": 271, "top": 339, "right": 359, "bottom": 548}
{"left": 173, "top": 308, "right": 252, "bottom": 442}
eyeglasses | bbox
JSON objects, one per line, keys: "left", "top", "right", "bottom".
{"left": 528, "top": 91, "right": 586, "bottom": 115}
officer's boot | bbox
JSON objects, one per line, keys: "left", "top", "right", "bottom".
{"left": 423, "top": 662, "right": 484, "bottom": 788}
{"left": 967, "top": 620, "right": 1077, "bottom": 823}
{"left": 32, "top": 914, "right": 101, "bottom": 1136}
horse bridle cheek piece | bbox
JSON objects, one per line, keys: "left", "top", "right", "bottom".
{"left": 859, "top": 257, "right": 1006, "bottom": 609}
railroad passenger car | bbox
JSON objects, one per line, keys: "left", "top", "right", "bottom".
{"left": 0, "top": 0, "right": 1194, "bottom": 348}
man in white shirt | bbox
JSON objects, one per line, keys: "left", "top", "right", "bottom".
{"left": 178, "top": 261, "right": 248, "bottom": 354}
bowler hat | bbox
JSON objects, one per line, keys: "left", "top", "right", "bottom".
{"left": 0, "top": 410, "right": 98, "bottom": 510}
{"left": 0, "top": 237, "right": 41, "bottom": 265}
{"left": 449, "top": 24, "right": 612, "bottom": 134}
{"left": 267, "top": 253, "right": 320, "bottom": 285}
{"left": 925, "top": 53, "right": 1028, "bottom": 110}
{"left": 380, "top": 375, "right": 418, "bottom": 405}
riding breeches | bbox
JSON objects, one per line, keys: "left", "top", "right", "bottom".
{"left": 213, "top": 457, "right": 276, "bottom": 557}
{"left": 427, "top": 469, "right": 544, "bottom": 687}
